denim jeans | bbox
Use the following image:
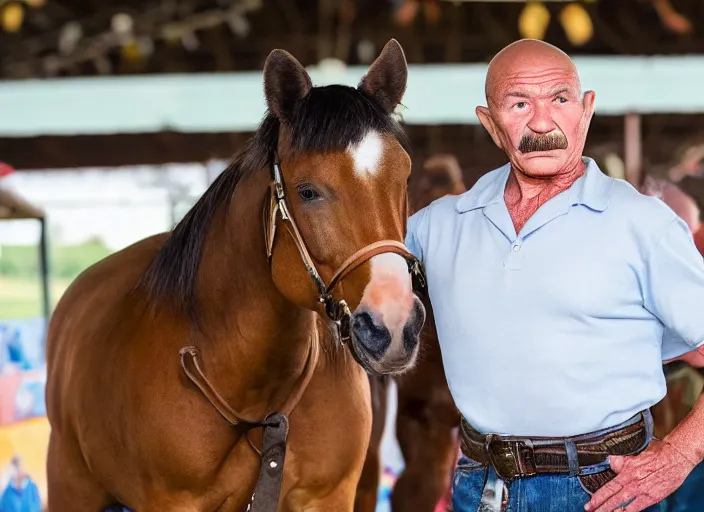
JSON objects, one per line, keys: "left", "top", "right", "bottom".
{"left": 451, "top": 456, "right": 663, "bottom": 512}
{"left": 651, "top": 460, "right": 704, "bottom": 512}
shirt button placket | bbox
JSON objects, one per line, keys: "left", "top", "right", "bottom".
{"left": 504, "top": 239, "right": 525, "bottom": 270}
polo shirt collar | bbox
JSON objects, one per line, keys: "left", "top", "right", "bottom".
{"left": 455, "top": 157, "right": 614, "bottom": 214}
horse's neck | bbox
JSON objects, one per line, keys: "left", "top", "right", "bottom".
{"left": 191, "top": 169, "right": 315, "bottom": 415}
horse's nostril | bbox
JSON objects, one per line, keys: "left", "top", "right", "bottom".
{"left": 352, "top": 311, "right": 391, "bottom": 360}
{"left": 403, "top": 297, "right": 426, "bottom": 351}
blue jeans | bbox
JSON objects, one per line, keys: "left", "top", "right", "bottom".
{"left": 452, "top": 456, "right": 662, "bottom": 512}
{"left": 651, "top": 460, "right": 704, "bottom": 512}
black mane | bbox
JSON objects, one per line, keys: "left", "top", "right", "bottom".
{"left": 140, "top": 84, "right": 410, "bottom": 317}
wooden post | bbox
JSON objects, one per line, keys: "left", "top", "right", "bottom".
{"left": 624, "top": 112, "right": 642, "bottom": 187}
{"left": 39, "top": 216, "right": 51, "bottom": 357}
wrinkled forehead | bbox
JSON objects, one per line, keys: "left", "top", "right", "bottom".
{"left": 487, "top": 60, "right": 581, "bottom": 103}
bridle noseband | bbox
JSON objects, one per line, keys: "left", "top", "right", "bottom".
{"left": 264, "top": 161, "right": 426, "bottom": 344}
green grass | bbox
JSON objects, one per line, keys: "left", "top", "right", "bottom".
{"left": 0, "top": 240, "right": 113, "bottom": 279}
{"left": 0, "top": 276, "right": 73, "bottom": 319}
{"left": 0, "top": 240, "right": 114, "bottom": 319}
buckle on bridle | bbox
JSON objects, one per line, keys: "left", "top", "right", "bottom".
{"left": 323, "top": 296, "right": 352, "bottom": 345}
{"left": 408, "top": 259, "right": 426, "bottom": 292}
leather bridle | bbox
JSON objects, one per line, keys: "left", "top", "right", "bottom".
{"left": 264, "top": 160, "right": 427, "bottom": 345}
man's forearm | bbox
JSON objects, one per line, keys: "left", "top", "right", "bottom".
{"left": 663, "top": 391, "right": 704, "bottom": 464}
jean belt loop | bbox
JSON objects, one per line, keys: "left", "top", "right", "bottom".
{"left": 642, "top": 409, "right": 654, "bottom": 446}
{"left": 564, "top": 439, "right": 579, "bottom": 477}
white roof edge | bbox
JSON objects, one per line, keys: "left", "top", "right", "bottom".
{"left": 1, "top": 55, "right": 702, "bottom": 136}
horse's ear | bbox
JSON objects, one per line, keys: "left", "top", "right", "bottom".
{"left": 263, "top": 49, "right": 312, "bottom": 122}
{"left": 358, "top": 39, "right": 408, "bottom": 114}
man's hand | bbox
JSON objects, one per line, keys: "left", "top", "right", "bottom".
{"left": 584, "top": 439, "right": 697, "bottom": 512}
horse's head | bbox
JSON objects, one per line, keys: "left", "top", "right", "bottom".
{"left": 261, "top": 40, "right": 425, "bottom": 376}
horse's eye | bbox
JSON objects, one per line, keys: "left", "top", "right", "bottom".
{"left": 297, "top": 186, "right": 321, "bottom": 202}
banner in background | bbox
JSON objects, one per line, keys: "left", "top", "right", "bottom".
{"left": 0, "top": 318, "right": 46, "bottom": 427}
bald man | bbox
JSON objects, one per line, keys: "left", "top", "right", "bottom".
{"left": 405, "top": 39, "right": 704, "bottom": 512}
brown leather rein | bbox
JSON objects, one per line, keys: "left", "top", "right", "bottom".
{"left": 178, "top": 160, "right": 426, "bottom": 511}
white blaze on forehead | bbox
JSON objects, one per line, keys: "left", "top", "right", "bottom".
{"left": 348, "top": 131, "right": 383, "bottom": 176}
{"left": 359, "top": 253, "right": 414, "bottom": 336}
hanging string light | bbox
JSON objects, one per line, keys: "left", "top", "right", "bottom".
{"left": 1, "top": 1, "right": 24, "bottom": 33}
{"left": 518, "top": 2, "right": 550, "bottom": 40}
{"left": 111, "top": 12, "right": 134, "bottom": 38}
{"left": 559, "top": 2, "right": 593, "bottom": 46}
{"left": 2, "top": 0, "right": 263, "bottom": 76}
{"left": 58, "top": 21, "right": 83, "bottom": 55}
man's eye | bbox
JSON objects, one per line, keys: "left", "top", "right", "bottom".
{"left": 556, "top": 96, "right": 567, "bottom": 104}
{"left": 515, "top": 102, "right": 527, "bottom": 109}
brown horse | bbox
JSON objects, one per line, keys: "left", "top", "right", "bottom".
{"left": 651, "top": 362, "right": 704, "bottom": 440}
{"left": 45, "top": 39, "right": 428, "bottom": 512}
{"left": 355, "top": 155, "right": 465, "bottom": 512}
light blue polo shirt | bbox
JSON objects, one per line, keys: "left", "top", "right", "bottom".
{"left": 406, "top": 157, "right": 704, "bottom": 437}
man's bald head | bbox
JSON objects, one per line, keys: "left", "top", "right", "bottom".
{"left": 485, "top": 39, "right": 581, "bottom": 104}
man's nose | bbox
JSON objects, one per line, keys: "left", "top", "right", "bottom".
{"left": 527, "top": 103, "right": 555, "bottom": 134}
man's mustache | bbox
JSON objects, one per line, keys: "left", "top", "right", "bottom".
{"left": 518, "top": 131, "right": 568, "bottom": 153}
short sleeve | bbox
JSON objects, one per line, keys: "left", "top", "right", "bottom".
{"left": 405, "top": 207, "right": 430, "bottom": 264}
{"left": 642, "top": 216, "right": 704, "bottom": 354}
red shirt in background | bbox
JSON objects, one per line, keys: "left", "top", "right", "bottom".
{"left": 694, "top": 226, "right": 704, "bottom": 256}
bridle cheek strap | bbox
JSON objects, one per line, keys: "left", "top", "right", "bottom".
{"left": 264, "top": 163, "right": 425, "bottom": 319}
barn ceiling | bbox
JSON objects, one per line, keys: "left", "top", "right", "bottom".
{"left": 2, "top": 0, "right": 704, "bottom": 79}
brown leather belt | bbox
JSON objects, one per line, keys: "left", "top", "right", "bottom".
{"left": 459, "top": 410, "right": 654, "bottom": 493}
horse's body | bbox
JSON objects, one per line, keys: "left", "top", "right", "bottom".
{"left": 355, "top": 156, "right": 466, "bottom": 512}
{"left": 46, "top": 40, "right": 427, "bottom": 512}
{"left": 46, "top": 235, "right": 373, "bottom": 511}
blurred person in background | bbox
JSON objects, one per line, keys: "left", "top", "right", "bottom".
{"left": 414, "top": 154, "right": 467, "bottom": 212}
{"left": 664, "top": 143, "right": 704, "bottom": 256}
{"left": 391, "top": 0, "right": 441, "bottom": 27}
{"left": 648, "top": 0, "right": 693, "bottom": 35}
{"left": 695, "top": 224, "right": 704, "bottom": 255}
{"left": 640, "top": 176, "right": 701, "bottom": 236}
{"left": 0, "top": 456, "right": 41, "bottom": 512}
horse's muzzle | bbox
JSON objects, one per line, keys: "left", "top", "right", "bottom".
{"left": 350, "top": 296, "right": 425, "bottom": 376}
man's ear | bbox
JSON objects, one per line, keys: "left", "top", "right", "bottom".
{"left": 582, "top": 90, "right": 596, "bottom": 120}
{"left": 577, "top": 90, "right": 596, "bottom": 138}
{"left": 476, "top": 106, "right": 504, "bottom": 151}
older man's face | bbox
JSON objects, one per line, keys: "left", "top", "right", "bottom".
{"left": 477, "top": 42, "right": 595, "bottom": 178}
